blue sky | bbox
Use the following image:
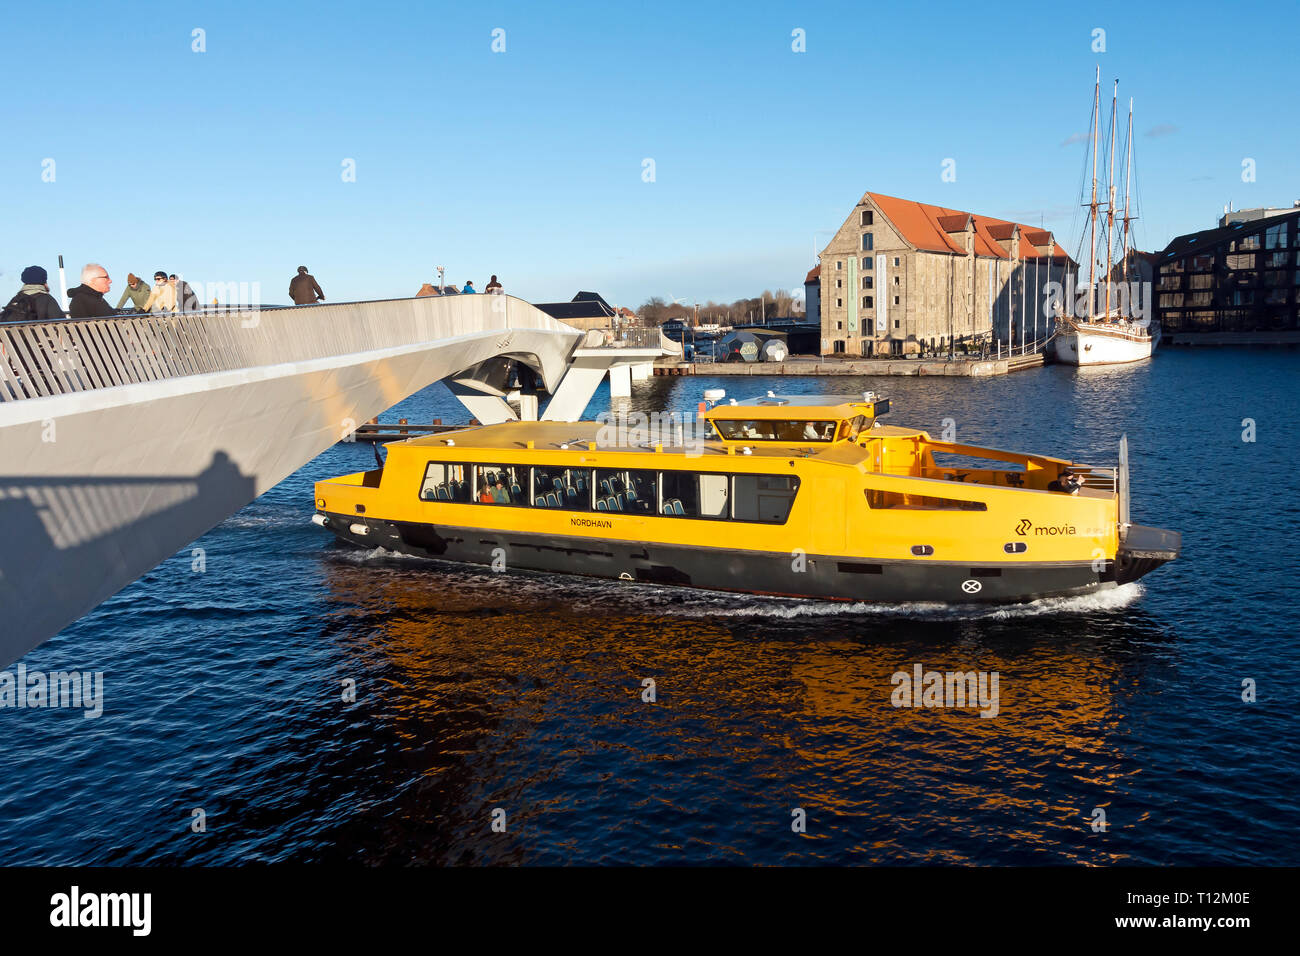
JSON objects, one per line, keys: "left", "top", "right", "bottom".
{"left": 4, "top": 0, "right": 1297, "bottom": 309}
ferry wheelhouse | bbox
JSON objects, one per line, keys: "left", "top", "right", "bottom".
{"left": 312, "top": 394, "right": 1179, "bottom": 603}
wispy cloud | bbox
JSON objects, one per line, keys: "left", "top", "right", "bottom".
{"left": 1145, "top": 123, "right": 1179, "bottom": 138}
{"left": 1060, "top": 132, "right": 1089, "bottom": 147}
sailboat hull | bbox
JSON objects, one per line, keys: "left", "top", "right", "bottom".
{"left": 1056, "top": 324, "right": 1159, "bottom": 366}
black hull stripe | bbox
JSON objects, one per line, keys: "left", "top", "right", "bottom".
{"left": 317, "top": 515, "right": 1153, "bottom": 604}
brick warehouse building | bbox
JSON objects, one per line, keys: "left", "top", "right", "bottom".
{"left": 817, "top": 191, "right": 1075, "bottom": 356}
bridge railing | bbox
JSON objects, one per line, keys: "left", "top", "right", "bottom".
{"left": 0, "top": 297, "right": 571, "bottom": 402}
{"left": 575, "top": 327, "right": 681, "bottom": 352}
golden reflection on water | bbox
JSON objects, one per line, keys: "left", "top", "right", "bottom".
{"left": 317, "top": 552, "right": 1152, "bottom": 864}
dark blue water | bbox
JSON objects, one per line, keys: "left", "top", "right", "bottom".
{"left": 3, "top": 350, "right": 1298, "bottom": 865}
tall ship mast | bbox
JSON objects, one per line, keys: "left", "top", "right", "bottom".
{"left": 1120, "top": 97, "right": 1136, "bottom": 288}
{"left": 1104, "top": 79, "right": 1118, "bottom": 319}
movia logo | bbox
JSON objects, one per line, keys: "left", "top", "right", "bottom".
{"left": 1016, "top": 518, "right": 1077, "bottom": 536}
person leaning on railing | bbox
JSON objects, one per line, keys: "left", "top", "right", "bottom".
{"left": 115, "top": 273, "right": 151, "bottom": 312}
{"left": 1, "top": 266, "right": 66, "bottom": 322}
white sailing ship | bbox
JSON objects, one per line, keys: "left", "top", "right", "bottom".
{"left": 1056, "top": 69, "right": 1159, "bottom": 366}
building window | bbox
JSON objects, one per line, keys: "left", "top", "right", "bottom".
{"left": 893, "top": 276, "right": 900, "bottom": 286}
{"left": 893, "top": 319, "right": 901, "bottom": 329}
{"left": 836, "top": 260, "right": 843, "bottom": 270}
{"left": 836, "top": 321, "right": 843, "bottom": 329}
{"left": 894, "top": 296, "right": 900, "bottom": 306}
{"left": 860, "top": 210, "right": 874, "bottom": 226}
{"left": 862, "top": 296, "right": 873, "bottom": 308}
{"left": 862, "top": 276, "right": 873, "bottom": 289}
{"left": 834, "top": 340, "right": 846, "bottom": 353}
{"left": 1265, "top": 223, "right": 1288, "bottom": 249}
{"left": 836, "top": 298, "right": 842, "bottom": 308}
{"left": 862, "top": 257, "right": 872, "bottom": 270}
{"left": 893, "top": 257, "right": 900, "bottom": 267}
{"left": 862, "top": 233, "right": 874, "bottom": 251}
{"left": 835, "top": 278, "right": 842, "bottom": 288}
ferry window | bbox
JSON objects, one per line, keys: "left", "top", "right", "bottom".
{"left": 531, "top": 466, "right": 592, "bottom": 510}
{"left": 844, "top": 415, "right": 869, "bottom": 442}
{"left": 659, "top": 471, "right": 729, "bottom": 518}
{"left": 473, "top": 464, "right": 528, "bottom": 506}
{"left": 732, "top": 475, "right": 800, "bottom": 523}
{"left": 420, "top": 462, "right": 470, "bottom": 502}
{"left": 594, "top": 468, "right": 656, "bottom": 514}
{"left": 712, "top": 420, "right": 835, "bottom": 442}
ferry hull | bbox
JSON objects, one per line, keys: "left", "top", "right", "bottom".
{"left": 318, "top": 514, "right": 1172, "bottom": 604}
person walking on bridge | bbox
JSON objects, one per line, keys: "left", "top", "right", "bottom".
{"left": 114, "top": 273, "right": 150, "bottom": 312}
{"left": 67, "top": 263, "right": 116, "bottom": 318}
{"left": 289, "top": 266, "right": 325, "bottom": 305}
{"left": 142, "top": 270, "right": 177, "bottom": 313}
{"left": 1, "top": 266, "right": 66, "bottom": 321}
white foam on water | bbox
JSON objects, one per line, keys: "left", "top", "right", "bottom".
{"left": 653, "top": 582, "right": 1146, "bottom": 621}
{"left": 323, "top": 546, "right": 1146, "bottom": 621}
{"left": 327, "top": 545, "right": 439, "bottom": 565}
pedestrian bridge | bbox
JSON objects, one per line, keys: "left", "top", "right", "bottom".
{"left": 0, "top": 294, "right": 660, "bottom": 666}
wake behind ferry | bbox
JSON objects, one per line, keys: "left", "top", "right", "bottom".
{"left": 312, "top": 393, "right": 1179, "bottom": 604}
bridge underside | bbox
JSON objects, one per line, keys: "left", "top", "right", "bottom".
{"left": 0, "top": 295, "right": 607, "bottom": 666}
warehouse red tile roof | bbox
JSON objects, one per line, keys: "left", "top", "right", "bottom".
{"left": 804, "top": 264, "right": 821, "bottom": 283}
{"left": 864, "top": 192, "right": 1073, "bottom": 263}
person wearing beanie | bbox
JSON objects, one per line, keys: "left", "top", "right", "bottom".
{"left": 289, "top": 265, "right": 325, "bottom": 305}
{"left": 67, "top": 263, "right": 116, "bottom": 319}
{"left": 114, "top": 272, "right": 151, "bottom": 311}
{"left": 0, "top": 265, "right": 65, "bottom": 322}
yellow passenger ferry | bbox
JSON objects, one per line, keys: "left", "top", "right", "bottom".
{"left": 312, "top": 393, "right": 1179, "bottom": 603}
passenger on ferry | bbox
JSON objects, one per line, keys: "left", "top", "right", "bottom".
{"left": 1047, "top": 469, "right": 1082, "bottom": 494}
